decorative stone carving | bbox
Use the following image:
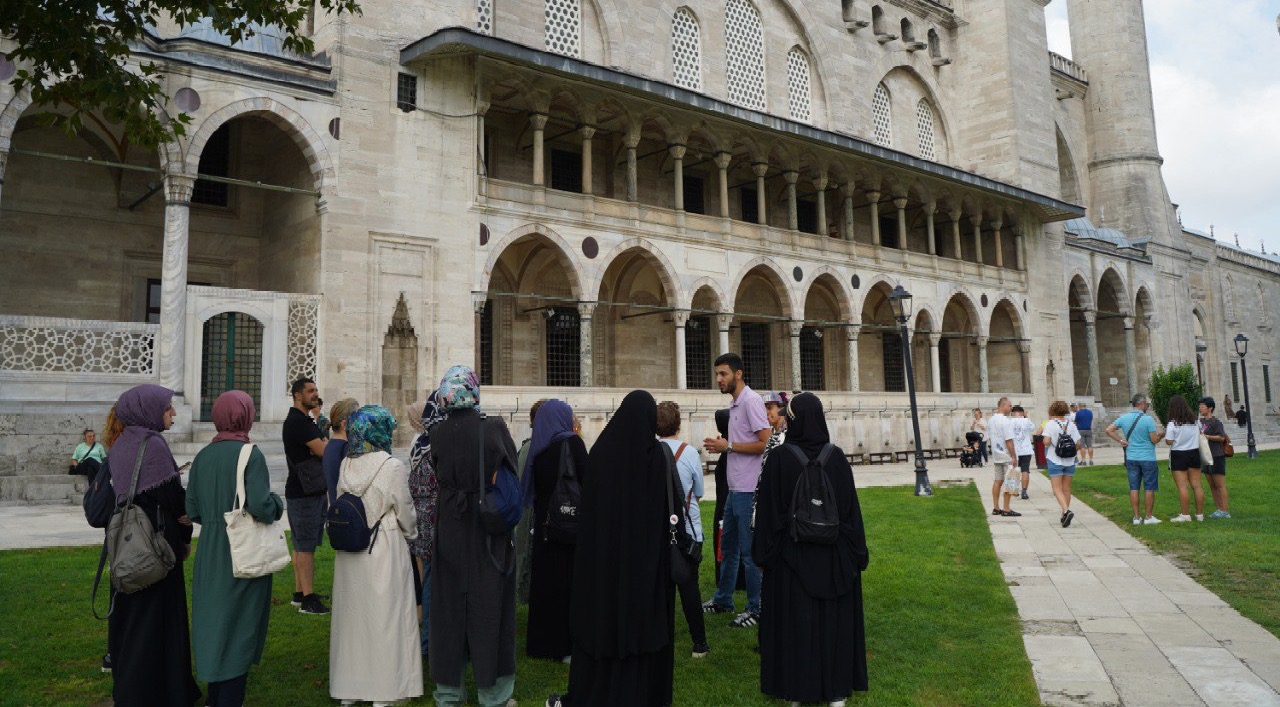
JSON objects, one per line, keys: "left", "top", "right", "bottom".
{"left": 286, "top": 299, "right": 319, "bottom": 387}
{"left": 0, "top": 317, "right": 157, "bottom": 375}
{"left": 382, "top": 293, "right": 419, "bottom": 445}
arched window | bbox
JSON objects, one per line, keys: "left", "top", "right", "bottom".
{"left": 900, "top": 18, "right": 914, "bottom": 42}
{"left": 672, "top": 8, "right": 702, "bottom": 91}
{"left": 916, "top": 99, "right": 937, "bottom": 160}
{"left": 872, "top": 83, "right": 892, "bottom": 146}
{"left": 725, "top": 0, "right": 766, "bottom": 110}
{"left": 545, "top": 0, "right": 581, "bottom": 57}
{"left": 786, "top": 47, "right": 812, "bottom": 122}
{"left": 928, "top": 28, "right": 941, "bottom": 58}
{"left": 872, "top": 5, "right": 886, "bottom": 34}
{"left": 477, "top": 0, "right": 493, "bottom": 34}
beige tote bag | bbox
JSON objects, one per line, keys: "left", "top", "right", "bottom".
{"left": 224, "top": 443, "right": 291, "bottom": 579}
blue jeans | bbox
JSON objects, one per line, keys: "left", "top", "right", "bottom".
{"left": 712, "top": 491, "right": 761, "bottom": 614}
{"left": 419, "top": 560, "right": 431, "bottom": 656}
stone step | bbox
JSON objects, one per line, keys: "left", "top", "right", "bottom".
{"left": 0, "top": 474, "right": 88, "bottom": 503}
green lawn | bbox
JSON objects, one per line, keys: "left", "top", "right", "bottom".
{"left": 1068, "top": 449, "right": 1280, "bottom": 638}
{"left": 0, "top": 485, "right": 1038, "bottom": 706}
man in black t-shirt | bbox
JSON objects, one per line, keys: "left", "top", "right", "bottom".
{"left": 284, "top": 377, "right": 329, "bottom": 614}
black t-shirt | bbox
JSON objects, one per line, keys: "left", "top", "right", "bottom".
{"left": 283, "top": 407, "right": 324, "bottom": 498}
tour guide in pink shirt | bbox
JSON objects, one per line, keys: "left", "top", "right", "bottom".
{"left": 702, "top": 353, "right": 772, "bottom": 627}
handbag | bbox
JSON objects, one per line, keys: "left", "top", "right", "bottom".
{"left": 1222, "top": 433, "right": 1235, "bottom": 458}
{"left": 1001, "top": 467, "right": 1023, "bottom": 495}
{"left": 225, "top": 443, "right": 291, "bottom": 579}
{"left": 663, "top": 443, "right": 693, "bottom": 585}
{"left": 105, "top": 438, "right": 177, "bottom": 594}
{"left": 293, "top": 456, "right": 328, "bottom": 496}
{"left": 1197, "top": 433, "right": 1214, "bottom": 468}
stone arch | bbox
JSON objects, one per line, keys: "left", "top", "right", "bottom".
{"left": 183, "top": 97, "right": 334, "bottom": 194}
{"left": 1056, "top": 126, "right": 1082, "bottom": 204}
{"left": 800, "top": 267, "right": 854, "bottom": 322}
{"left": 939, "top": 290, "right": 981, "bottom": 392}
{"left": 879, "top": 65, "right": 950, "bottom": 158}
{"left": 912, "top": 303, "right": 940, "bottom": 334}
{"left": 730, "top": 257, "right": 800, "bottom": 319}
{"left": 855, "top": 273, "right": 901, "bottom": 322}
{"left": 799, "top": 270, "right": 849, "bottom": 390}
{"left": 481, "top": 223, "right": 585, "bottom": 300}
{"left": 594, "top": 243, "right": 680, "bottom": 389}
{"left": 988, "top": 297, "right": 1028, "bottom": 394}
{"left": 1095, "top": 267, "right": 1131, "bottom": 407}
{"left": 733, "top": 261, "right": 795, "bottom": 390}
{"left": 591, "top": 237, "right": 681, "bottom": 307}
{"left": 684, "top": 276, "right": 729, "bottom": 313}
{"left": 1097, "top": 266, "right": 1131, "bottom": 314}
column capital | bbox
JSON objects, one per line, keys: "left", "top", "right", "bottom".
{"left": 925, "top": 199, "right": 937, "bottom": 214}
{"left": 529, "top": 113, "right": 549, "bottom": 130}
{"left": 577, "top": 301, "right": 597, "bottom": 320}
{"left": 716, "top": 313, "right": 734, "bottom": 331}
{"left": 672, "top": 309, "right": 691, "bottom": 327}
{"left": 846, "top": 324, "right": 861, "bottom": 341}
{"left": 1082, "top": 309, "right": 1097, "bottom": 325}
{"left": 864, "top": 188, "right": 881, "bottom": 201}
{"left": 623, "top": 131, "right": 641, "bottom": 149}
{"left": 578, "top": 125, "right": 597, "bottom": 140}
{"left": 1018, "top": 341, "right": 1032, "bottom": 354}
{"left": 892, "top": 196, "right": 909, "bottom": 210}
{"left": 812, "top": 175, "right": 829, "bottom": 191}
{"left": 991, "top": 216, "right": 1004, "bottom": 232}
{"left": 751, "top": 162, "right": 770, "bottom": 178}
{"left": 948, "top": 206, "right": 963, "bottom": 221}
{"left": 472, "top": 293, "right": 488, "bottom": 315}
{"left": 971, "top": 212, "right": 983, "bottom": 227}
{"left": 164, "top": 173, "right": 196, "bottom": 204}
{"left": 1123, "top": 315, "right": 1134, "bottom": 330}
{"left": 475, "top": 100, "right": 491, "bottom": 116}
{"left": 787, "top": 321, "right": 804, "bottom": 337}
{"left": 668, "top": 143, "right": 687, "bottom": 160}
{"left": 977, "top": 335, "right": 989, "bottom": 348}
{"left": 713, "top": 151, "right": 733, "bottom": 170}
{"left": 841, "top": 180, "right": 857, "bottom": 198}
{"left": 928, "top": 332, "right": 942, "bottom": 347}
{"left": 314, "top": 191, "right": 330, "bottom": 215}
{"left": 782, "top": 170, "right": 799, "bottom": 186}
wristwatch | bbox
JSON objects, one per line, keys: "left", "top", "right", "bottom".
{"left": 727, "top": 441, "right": 735, "bottom": 453}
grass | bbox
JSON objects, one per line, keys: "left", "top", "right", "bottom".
{"left": 0, "top": 484, "right": 1039, "bottom": 706}
{"left": 1067, "top": 449, "right": 1280, "bottom": 638}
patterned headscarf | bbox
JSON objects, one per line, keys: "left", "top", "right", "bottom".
{"left": 345, "top": 405, "right": 397, "bottom": 458}
{"left": 409, "top": 392, "right": 448, "bottom": 473}
{"left": 435, "top": 365, "right": 481, "bottom": 412}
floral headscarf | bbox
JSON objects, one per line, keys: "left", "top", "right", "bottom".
{"left": 436, "top": 365, "right": 482, "bottom": 412}
{"left": 409, "top": 392, "right": 448, "bottom": 473}
{"left": 345, "top": 405, "right": 397, "bottom": 458}
{"left": 408, "top": 392, "right": 448, "bottom": 561}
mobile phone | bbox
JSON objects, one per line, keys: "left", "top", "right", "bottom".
{"left": 178, "top": 461, "right": 192, "bottom": 473}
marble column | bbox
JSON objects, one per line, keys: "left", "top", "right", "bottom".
{"left": 847, "top": 326, "right": 861, "bottom": 391}
{"left": 972, "top": 213, "right": 984, "bottom": 265}
{"left": 1018, "top": 342, "right": 1032, "bottom": 396}
{"left": 813, "top": 176, "right": 828, "bottom": 236}
{"left": 1083, "top": 310, "right": 1102, "bottom": 399}
{"left": 925, "top": 201, "right": 937, "bottom": 255}
{"left": 992, "top": 217, "right": 1004, "bottom": 268}
{"left": 929, "top": 332, "right": 942, "bottom": 393}
{"left": 842, "top": 182, "right": 856, "bottom": 242}
{"left": 977, "top": 335, "right": 990, "bottom": 394}
{"left": 950, "top": 208, "right": 963, "bottom": 259}
{"left": 714, "top": 152, "right": 732, "bottom": 218}
{"left": 1014, "top": 228, "right": 1026, "bottom": 271}
{"left": 159, "top": 174, "right": 196, "bottom": 394}
{"left": 789, "top": 321, "right": 803, "bottom": 391}
{"left": 579, "top": 125, "right": 596, "bottom": 195}
{"left": 784, "top": 171, "right": 799, "bottom": 231}
{"left": 530, "top": 113, "right": 548, "bottom": 186}
{"left": 716, "top": 314, "right": 733, "bottom": 359}
{"left": 476, "top": 101, "right": 489, "bottom": 197}
{"left": 867, "top": 190, "right": 882, "bottom": 246}
{"left": 673, "top": 310, "right": 689, "bottom": 390}
{"left": 893, "top": 196, "right": 909, "bottom": 249}
{"left": 1123, "top": 315, "right": 1138, "bottom": 399}
{"left": 752, "top": 163, "right": 768, "bottom": 226}
{"left": 624, "top": 134, "right": 639, "bottom": 202}
{"left": 670, "top": 144, "right": 686, "bottom": 212}
{"left": 578, "top": 302, "right": 596, "bottom": 387}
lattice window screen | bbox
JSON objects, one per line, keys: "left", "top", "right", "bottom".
{"left": 916, "top": 99, "right": 937, "bottom": 160}
{"left": 725, "top": 0, "right": 766, "bottom": 110}
{"left": 672, "top": 9, "right": 702, "bottom": 91}
{"left": 545, "top": 0, "right": 580, "bottom": 57}
{"left": 786, "top": 47, "right": 812, "bottom": 123}
{"left": 873, "top": 83, "right": 892, "bottom": 147}
{"left": 477, "top": 0, "right": 493, "bottom": 34}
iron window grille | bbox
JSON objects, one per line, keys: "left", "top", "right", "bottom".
{"left": 881, "top": 332, "right": 905, "bottom": 392}
{"left": 740, "top": 321, "right": 772, "bottom": 390}
{"left": 550, "top": 148, "right": 583, "bottom": 193}
{"left": 1231, "top": 362, "right": 1240, "bottom": 401}
{"left": 192, "top": 124, "right": 231, "bottom": 206}
{"left": 800, "top": 326, "right": 825, "bottom": 390}
{"left": 396, "top": 72, "right": 418, "bottom": 112}
{"left": 201, "top": 312, "right": 263, "bottom": 420}
{"left": 545, "top": 307, "right": 581, "bottom": 387}
{"left": 686, "top": 315, "right": 713, "bottom": 389}
{"left": 479, "top": 300, "right": 494, "bottom": 386}
{"left": 1264, "top": 364, "right": 1272, "bottom": 404}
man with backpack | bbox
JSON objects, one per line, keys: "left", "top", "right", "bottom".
{"left": 702, "top": 353, "right": 772, "bottom": 628}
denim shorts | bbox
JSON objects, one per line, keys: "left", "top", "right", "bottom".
{"left": 1047, "top": 461, "right": 1075, "bottom": 477}
{"left": 1125, "top": 460, "right": 1159, "bottom": 492}
{"left": 286, "top": 494, "right": 327, "bottom": 552}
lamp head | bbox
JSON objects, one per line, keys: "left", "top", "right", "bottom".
{"left": 888, "top": 285, "right": 913, "bottom": 322}
{"left": 1234, "top": 333, "right": 1249, "bottom": 357}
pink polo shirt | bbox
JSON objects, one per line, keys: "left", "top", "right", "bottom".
{"left": 727, "top": 385, "right": 771, "bottom": 492}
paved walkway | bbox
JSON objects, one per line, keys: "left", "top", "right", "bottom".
{"left": 3, "top": 444, "right": 1278, "bottom": 706}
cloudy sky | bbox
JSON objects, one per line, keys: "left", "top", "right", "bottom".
{"left": 1044, "top": 1, "right": 1280, "bottom": 252}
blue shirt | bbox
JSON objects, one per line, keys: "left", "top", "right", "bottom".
{"left": 663, "top": 438, "right": 704, "bottom": 542}
{"left": 322, "top": 439, "right": 348, "bottom": 504}
{"left": 1074, "top": 408, "right": 1093, "bottom": 430}
{"left": 1114, "top": 410, "right": 1157, "bottom": 462}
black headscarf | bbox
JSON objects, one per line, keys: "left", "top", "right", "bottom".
{"left": 570, "top": 390, "right": 674, "bottom": 658}
{"left": 785, "top": 392, "right": 830, "bottom": 459}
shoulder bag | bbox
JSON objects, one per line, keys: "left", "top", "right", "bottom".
{"left": 83, "top": 459, "right": 117, "bottom": 529}
{"left": 1196, "top": 428, "right": 1214, "bottom": 468}
{"left": 225, "top": 443, "right": 291, "bottom": 578}
{"left": 1121, "top": 412, "right": 1143, "bottom": 463}
{"left": 662, "top": 443, "right": 693, "bottom": 585}
{"left": 104, "top": 438, "right": 177, "bottom": 595}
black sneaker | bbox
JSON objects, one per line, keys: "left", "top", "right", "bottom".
{"left": 730, "top": 611, "right": 759, "bottom": 628}
{"left": 299, "top": 594, "right": 330, "bottom": 615}
{"left": 691, "top": 642, "right": 710, "bottom": 658}
{"left": 702, "top": 600, "right": 732, "bottom": 614}
{"left": 546, "top": 694, "right": 565, "bottom": 707}
{"left": 291, "top": 591, "right": 304, "bottom": 607}
{"left": 1062, "top": 510, "right": 1075, "bottom": 528}
{"left": 1020, "top": 491, "right": 1029, "bottom": 500}
{"left": 101, "top": 653, "right": 112, "bottom": 674}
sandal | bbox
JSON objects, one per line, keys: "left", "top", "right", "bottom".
{"left": 1003, "top": 510, "right": 1022, "bottom": 517}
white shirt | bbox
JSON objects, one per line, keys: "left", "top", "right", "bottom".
{"left": 1011, "top": 417, "right": 1034, "bottom": 457}
{"left": 1043, "top": 418, "right": 1081, "bottom": 466}
{"left": 1165, "top": 421, "right": 1200, "bottom": 451}
{"left": 987, "top": 413, "right": 1014, "bottom": 464}
{"left": 662, "top": 438, "right": 704, "bottom": 542}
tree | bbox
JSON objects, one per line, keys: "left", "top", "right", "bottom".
{"left": 1148, "top": 363, "right": 1203, "bottom": 425}
{"left": 1, "top": 0, "right": 360, "bottom": 148}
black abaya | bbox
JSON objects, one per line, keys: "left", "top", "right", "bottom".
{"left": 565, "top": 391, "right": 676, "bottom": 707}
{"left": 527, "top": 436, "right": 589, "bottom": 660}
{"left": 109, "top": 475, "right": 201, "bottom": 707}
{"left": 753, "top": 393, "right": 869, "bottom": 702}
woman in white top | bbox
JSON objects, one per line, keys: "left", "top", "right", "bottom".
{"left": 1041, "top": 400, "right": 1082, "bottom": 528}
{"left": 1162, "top": 395, "right": 1204, "bottom": 522}
{"left": 969, "top": 408, "right": 988, "bottom": 465}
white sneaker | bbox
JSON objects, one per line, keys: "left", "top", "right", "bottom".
{"left": 1170, "top": 514, "right": 1192, "bottom": 523}
{"left": 1132, "top": 517, "right": 1142, "bottom": 526}
{"left": 1144, "top": 516, "right": 1162, "bottom": 525}
{"left": 1195, "top": 514, "right": 1204, "bottom": 522}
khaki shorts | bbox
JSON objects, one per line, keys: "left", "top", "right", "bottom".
{"left": 993, "top": 462, "right": 1012, "bottom": 482}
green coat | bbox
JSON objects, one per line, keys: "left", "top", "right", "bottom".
{"left": 185, "top": 440, "right": 284, "bottom": 682}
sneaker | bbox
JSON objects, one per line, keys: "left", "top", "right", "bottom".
{"left": 546, "top": 695, "right": 565, "bottom": 707}
{"left": 561, "top": 656, "right": 571, "bottom": 665}
{"left": 291, "top": 591, "right": 304, "bottom": 607}
{"left": 831, "top": 702, "right": 847, "bottom": 707}
{"left": 1132, "top": 518, "right": 1142, "bottom": 526}
{"left": 1061, "top": 510, "right": 1074, "bottom": 528}
{"left": 1170, "top": 514, "right": 1192, "bottom": 523}
{"left": 1195, "top": 514, "right": 1204, "bottom": 522}
{"left": 691, "top": 642, "right": 710, "bottom": 658}
{"left": 101, "top": 652, "right": 112, "bottom": 674}
{"left": 298, "top": 594, "right": 330, "bottom": 615}
{"left": 702, "top": 600, "right": 732, "bottom": 614}
{"left": 1143, "top": 516, "right": 1162, "bottom": 525}
{"left": 730, "top": 611, "right": 760, "bottom": 628}
{"left": 1208, "top": 509, "right": 1230, "bottom": 519}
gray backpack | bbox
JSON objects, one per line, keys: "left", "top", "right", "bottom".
{"left": 104, "top": 438, "right": 176, "bottom": 594}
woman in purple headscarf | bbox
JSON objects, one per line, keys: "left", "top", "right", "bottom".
{"left": 106, "top": 384, "right": 201, "bottom": 707}
{"left": 523, "top": 398, "right": 587, "bottom": 661}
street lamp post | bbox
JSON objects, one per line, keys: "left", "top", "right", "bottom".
{"left": 889, "top": 285, "right": 933, "bottom": 497}
{"left": 1233, "top": 334, "right": 1259, "bottom": 458}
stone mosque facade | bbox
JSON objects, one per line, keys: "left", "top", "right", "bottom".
{"left": 1, "top": 0, "right": 1277, "bottom": 500}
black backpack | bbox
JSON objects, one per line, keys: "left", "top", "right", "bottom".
{"left": 785, "top": 443, "right": 840, "bottom": 544}
{"left": 543, "top": 442, "right": 581, "bottom": 543}
{"left": 1053, "top": 420, "right": 1078, "bottom": 460}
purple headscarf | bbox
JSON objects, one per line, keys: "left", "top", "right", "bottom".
{"left": 108, "top": 384, "right": 179, "bottom": 502}
{"left": 521, "top": 399, "right": 576, "bottom": 507}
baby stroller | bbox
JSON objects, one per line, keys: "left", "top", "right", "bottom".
{"left": 960, "top": 432, "right": 983, "bottom": 468}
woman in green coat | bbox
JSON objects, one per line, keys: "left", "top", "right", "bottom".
{"left": 186, "top": 390, "right": 285, "bottom": 706}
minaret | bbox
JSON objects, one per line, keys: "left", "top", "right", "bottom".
{"left": 1066, "top": 0, "right": 1179, "bottom": 245}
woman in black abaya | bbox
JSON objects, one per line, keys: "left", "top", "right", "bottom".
{"left": 549, "top": 390, "right": 677, "bottom": 707}
{"left": 753, "top": 392, "right": 869, "bottom": 705}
